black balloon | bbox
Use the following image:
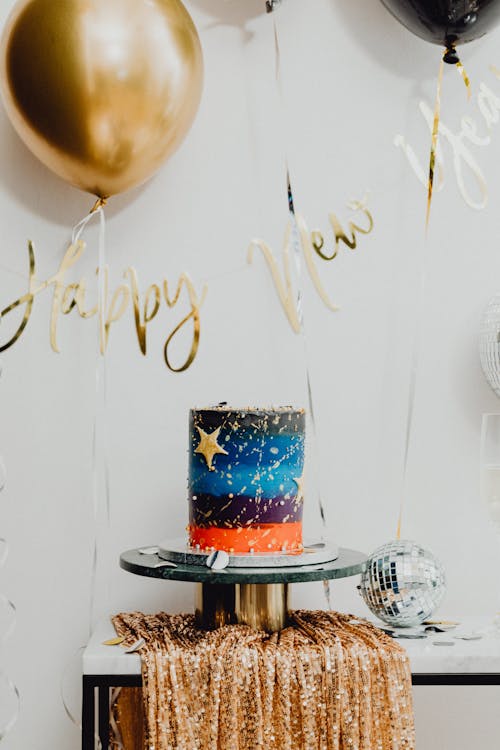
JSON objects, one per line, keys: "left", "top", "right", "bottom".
{"left": 380, "top": 0, "right": 500, "bottom": 49}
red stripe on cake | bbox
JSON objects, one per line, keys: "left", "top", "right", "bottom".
{"left": 189, "top": 523, "right": 303, "bottom": 554}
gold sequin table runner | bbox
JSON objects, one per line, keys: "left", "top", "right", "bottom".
{"left": 111, "top": 610, "right": 415, "bottom": 750}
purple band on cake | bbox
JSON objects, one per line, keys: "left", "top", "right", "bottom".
{"left": 190, "top": 493, "right": 303, "bottom": 528}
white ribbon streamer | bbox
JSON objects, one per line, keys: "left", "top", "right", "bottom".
{"left": 0, "top": 538, "right": 7, "bottom": 568}
{"left": 0, "top": 358, "right": 20, "bottom": 740}
{"left": 0, "top": 674, "right": 20, "bottom": 741}
{"left": 267, "top": 3, "right": 331, "bottom": 605}
{"left": 0, "top": 595, "right": 17, "bottom": 644}
{"left": 0, "top": 457, "right": 6, "bottom": 492}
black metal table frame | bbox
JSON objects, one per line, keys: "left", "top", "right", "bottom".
{"left": 82, "top": 672, "right": 500, "bottom": 750}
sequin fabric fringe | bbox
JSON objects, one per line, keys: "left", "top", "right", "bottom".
{"left": 112, "top": 610, "right": 415, "bottom": 750}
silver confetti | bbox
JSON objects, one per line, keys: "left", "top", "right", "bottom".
{"left": 124, "top": 638, "right": 146, "bottom": 654}
{"left": 425, "top": 625, "right": 456, "bottom": 633}
{"left": 390, "top": 631, "right": 427, "bottom": 640}
{"left": 304, "top": 540, "right": 326, "bottom": 549}
{"left": 206, "top": 550, "right": 230, "bottom": 570}
{"left": 453, "top": 634, "right": 483, "bottom": 641}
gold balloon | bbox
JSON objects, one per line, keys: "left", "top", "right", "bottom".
{"left": 0, "top": 0, "right": 204, "bottom": 198}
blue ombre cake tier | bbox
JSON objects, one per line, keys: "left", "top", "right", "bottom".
{"left": 188, "top": 406, "right": 305, "bottom": 553}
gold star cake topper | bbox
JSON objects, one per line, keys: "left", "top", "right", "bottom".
{"left": 195, "top": 426, "right": 228, "bottom": 471}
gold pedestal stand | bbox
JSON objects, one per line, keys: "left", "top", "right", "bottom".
{"left": 195, "top": 582, "right": 289, "bottom": 632}
{"left": 120, "top": 546, "right": 365, "bottom": 635}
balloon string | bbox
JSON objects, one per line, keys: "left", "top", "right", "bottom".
{"left": 268, "top": 5, "right": 330, "bottom": 599}
{"left": 90, "top": 197, "right": 108, "bottom": 214}
{"left": 426, "top": 48, "right": 471, "bottom": 229}
{"left": 426, "top": 56, "right": 444, "bottom": 230}
{"left": 396, "top": 214, "right": 430, "bottom": 542}
{"left": 408, "top": 48, "right": 470, "bottom": 530}
{"left": 395, "top": 299, "right": 421, "bottom": 540}
{"left": 91, "top": 204, "right": 110, "bottom": 625}
{"left": 456, "top": 60, "right": 471, "bottom": 98}
{"left": 62, "top": 206, "right": 112, "bottom": 741}
{"left": 442, "top": 46, "right": 471, "bottom": 98}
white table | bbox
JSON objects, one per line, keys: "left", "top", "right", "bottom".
{"left": 82, "top": 616, "right": 500, "bottom": 750}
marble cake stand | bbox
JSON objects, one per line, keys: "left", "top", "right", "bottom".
{"left": 120, "top": 546, "right": 366, "bottom": 631}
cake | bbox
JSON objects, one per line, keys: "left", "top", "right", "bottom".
{"left": 188, "top": 406, "right": 306, "bottom": 554}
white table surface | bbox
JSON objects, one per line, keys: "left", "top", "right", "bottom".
{"left": 82, "top": 616, "right": 500, "bottom": 676}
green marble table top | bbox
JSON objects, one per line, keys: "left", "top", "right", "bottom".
{"left": 120, "top": 547, "right": 366, "bottom": 585}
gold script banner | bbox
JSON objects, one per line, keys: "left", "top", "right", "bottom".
{"left": 395, "top": 64, "right": 500, "bottom": 211}
{"left": 0, "top": 240, "right": 207, "bottom": 373}
{"left": 248, "top": 196, "right": 374, "bottom": 332}
{"left": 0, "top": 197, "right": 374, "bottom": 368}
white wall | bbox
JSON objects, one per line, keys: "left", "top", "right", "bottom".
{"left": 1, "top": 0, "right": 500, "bottom": 747}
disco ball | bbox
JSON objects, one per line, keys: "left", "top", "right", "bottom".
{"left": 359, "top": 540, "right": 446, "bottom": 627}
{"left": 479, "top": 293, "right": 500, "bottom": 398}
